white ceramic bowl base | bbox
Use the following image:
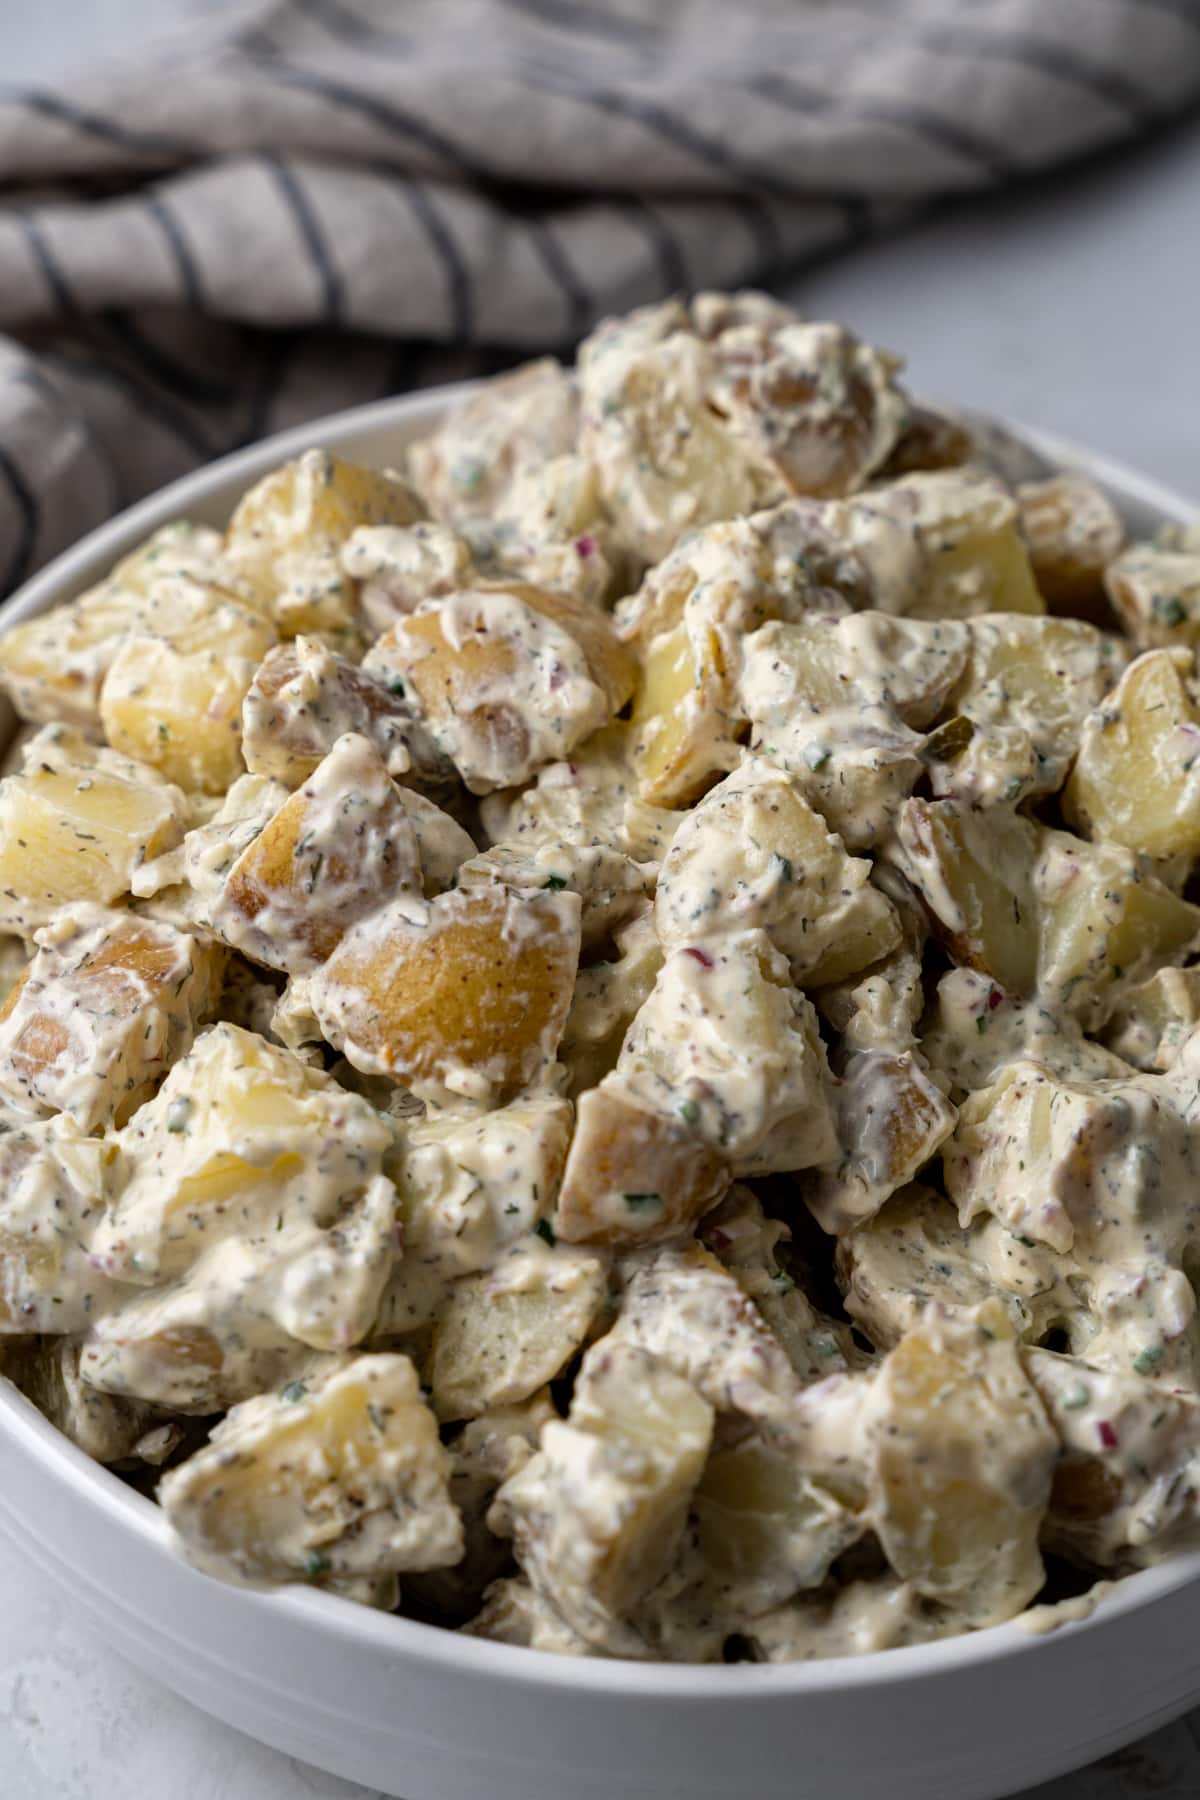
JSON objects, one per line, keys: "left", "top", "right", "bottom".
{"left": 1, "top": 387, "right": 1198, "bottom": 1800}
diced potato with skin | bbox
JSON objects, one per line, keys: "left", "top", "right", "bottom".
{"left": 90, "top": 1022, "right": 396, "bottom": 1286}
{"left": 4, "top": 1335, "right": 157, "bottom": 1463}
{"left": 0, "top": 903, "right": 224, "bottom": 1130}
{"left": 0, "top": 1119, "right": 122, "bottom": 1333}
{"left": 365, "top": 583, "right": 635, "bottom": 793}
{"left": 1065, "top": 649, "right": 1200, "bottom": 859}
{"left": 98, "top": 573, "right": 277, "bottom": 794}
{"left": 849, "top": 470, "right": 1045, "bottom": 621}
{"left": 559, "top": 904, "right": 664, "bottom": 1098}
{"left": 160, "top": 1352, "right": 463, "bottom": 1588}
{"left": 309, "top": 884, "right": 581, "bottom": 1105}
{"left": 240, "top": 636, "right": 456, "bottom": 800}
{"left": 1104, "top": 966, "right": 1200, "bottom": 1072}
{"left": 1029, "top": 1348, "right": 1200, "bottom": 1568}
{"left": 456, "top": 838, "right": 647, "bottom": 950}
{"left": 129, "top": 771, "right": 291, "bottom": 933}
{"left": 374, "top": 1095, "right": 573, "bottom": 1335}
{"left": 896, "top": 797, "right": 1039, "bottom": 994}
{"left": 0, "top": 522, "right": 234, "bottom": 730}
{"left": 1034, "top": 829, "right": 1200, "bottom": 1030}
{"left": 0, "top": 727, "right": 189, "bottom": 936}
{"left": 464, "top": 1577, "right": 595, "bottom": 1656}
{"left": 869, "top": 1307, "right": 1057, "bottom": 1625}
{"left": 617, "top": 933, "right": 839, "bottom": 1179}
{"left": 1104, "top": 542, "right": 1200, "bottom": 649}
{"left": 932, "top": 613, "right": 1129, "bottom": 807}
{"left": 490, "top": 1339, "right": 714, "bottom": 1654}
{"left": 342, "top": 522, "right": 475, "bottom": 633}
{"left": 804, "top": 1049, "right": 957, "bottom": 1236}
{"left": 222, "top": 449, "right": 426, "bottom": 637}
{"left": 608, "top": 1243, "right": 802, "bottom": 1418}
{"left": 739, "top": 613, "right": 971, "bottom": 733}
{"left": 409, "top": 357, "right": 578, "bottom": 525}
{"left": 654, "top": 756, "right": 900, "bottom": 987}
{"left": 878, "top": 402, "right": 975, "bottom": 478}
{"left": 211, "top": 733, "right": 424, "bottom": 975}
{"left": 430, "top": 1240, "right": 608, "bottom": 1421}
{"left": 554, "top": 1079, "right": 730, "bottom": 1249}
{"left": 82, "top": 1182, "right": 399, "bottom": 1412}
{"left": 1017, "top": 475, "right": 1125, "bottom": 609}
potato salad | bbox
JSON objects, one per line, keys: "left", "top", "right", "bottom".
{"left": 4, "top": 290, "right": 1200, "bottom": 1664}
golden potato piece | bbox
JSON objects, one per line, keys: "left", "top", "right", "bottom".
{"left": 408, "top": 357, "right": 578, "bottom": 524}
{"left": 1017, "top": 474, "right": 1124, "bottom": 610}
{"left": 366, "top": 582, "right": 635, "bottom": 792}
{"left": 99, "top": 574, "right": 276, "bottom": 794}
{"left": 871, "top": 1307, "right": 1057, "bottom": 1625}
{"left": 212, "top": 733, "right": 423, "bottom": 974}
{"left": 223, "top": 449, "right": 425, "bottom": 636}
{"left": 0, "top": 522, "right": 235, "bottom": 730}
{"left": 240, "top": 635, "right": 455, "bottom": 799}
{"left": 1065, "top": 649, "right": 1200, "bottom": 860}
{"left": 431, "top": 1243, "right": 607, "bottom": 1421}
{"left": 1104, "top": 542, "right": 1200, "bottom": 649}
{"left": 554, "top": 1081, "right": 730, "bottom": 1249}
{"left": 310, "top": 883, "right": 582, "bottom": 1103}
{"left": 882, "top": 471, "right": 1045, "bottom": 621}
{"left": 159, "top": 1351, "right": 462, "bottom": 1587}
{"left": 1104, "top": 965, "right": 1200, "bottom": 1072}
{"left": 0, "top": 727, "right": 188, "bottom": 936}
{"left": 804, "top": 1050, "right": 957, "bottom": 1236}
{"left": 654, "top": 756, "right": 900, "bottom": 987}
{"left": 897, "top": 798, "right": 1039, "bottom": 994}
{"left": 0, "top": 1119, "right": 121, "bottom": 1333}
{"left": 0, "top": 903, "right": 223, "bottom": 1130}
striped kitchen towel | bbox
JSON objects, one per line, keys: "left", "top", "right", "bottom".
{"left": 1, "top": 0, "right": 1199, "bottom": 596}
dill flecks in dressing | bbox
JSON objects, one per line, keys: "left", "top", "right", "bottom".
{"left": 2, "top": 288, "right": 1200, "bottom": 1663}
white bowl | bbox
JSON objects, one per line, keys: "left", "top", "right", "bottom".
{"left": 1, "top": 387, "right": 1198, "bottom": 1800}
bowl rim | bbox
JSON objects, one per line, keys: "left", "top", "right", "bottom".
{"left": 1, "top": 378, "right": 1198, "bottom": 1701}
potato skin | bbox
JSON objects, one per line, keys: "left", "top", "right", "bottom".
{"left": 554, "top": 1082, "right": 730, "bottom": 1248}
{"left": 312, "top": 883, "right": 582, "bottom": 1101}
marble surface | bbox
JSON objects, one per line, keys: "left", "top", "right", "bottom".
{"left": 2, "top": 5, "right": 1200, "bottom": 1798}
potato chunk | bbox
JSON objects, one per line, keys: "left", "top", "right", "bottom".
{"left": 211, "top": 733, "right": 424, "bottom": 975}
{"left": 309, "top": 883, "right": 581, "bottom": 1103}
{"left": 456, "top": 837, "right": 647, "bottom": 950}
{"left": 91, "top": 1022, "right": 395, "bottom": 1285}
{"left": 430, "top": 1240, "right": 607, "bottom": 1421}
{"left": 0, "top": 904, "right": 223, "bottom": 1130}
{"left": 160, "top": 1352, "right": 462, "bottom": 1588}
{"left": 804, "top": 1050, "right": 957, "bottom": 1236}
{"left": 895, "top": 798, "right": 1039, "bottom": 994}
{"left": 1104, "top": 966, "right": 1200, "bottom": 1072}
{"left": 375, "top": 1093, "right": 573, "bottom": 1334}
{"left": 408, "top": 357, "right": 578, "bottom": 524}
{"left": 0, "top": 727, "right": 188, "bottom": 936}
{"left": 365, "top": 582, "right": 635, "bottom": 792}
{"left": 617, "top": 934, "right": 838, "bottom": 1178}
{"left": 491, "top": 1339, "right": 714, "bottom": 1653}
{"left": 850, "top": 470, "right": 1045, "bottom": 621}
{"left": 0, "top": 522, "right": 233, "bottom": 730}
{"left": 222, "top": 449, "right": 425, "bottom": 636}
{"left": 5, "top": 1335, "right": 158, "bottom": 1463}
{"left": 554, "top": 1080, "right": 729, "bottom": 1249}
{"left": 932, "top": 613, "right": 1128, "bottom": 806}
{"left": 98, "top": 572, "right": 276, "bottom": 794}
{"left": 0, "top": 1119, "right": 120, "bottom": 1333}
{"left": 654, "top": 756, "right": 899, "bottom": 987}
{"left": 870, "top": 1308, "right": 1057, "bottom": 1625}
{"left": 1016, "top": 474, "right": 1124, "bottom": 609}
{"left": 240, "top": 635, "right": 455, "bottom": 799}
{"left": 1065, "top": 649, "right": 1200, "bottom": 859}
{"left": 1104, "top": 542, "right": 1200, "bottom": 649}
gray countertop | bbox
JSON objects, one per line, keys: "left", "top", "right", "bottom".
{"left": 1, "top": 6, "right": 1199, "bottom": 1797}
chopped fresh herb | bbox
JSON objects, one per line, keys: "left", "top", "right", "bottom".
{"left": 504, "top": 1203, "right": 520, "bottom": 1215}
{"left": 281, "top": 1381, "right": 308, "bottom": 1404}
{"left": 623, "top": 1192, "right": 662, "bottom": 1213}
{"left": 1014, "top": 1233, "right": 1037, "bottom": 1249}
{"left": 677, "top": 1097, "right": 701, "bottom": 1126}
{"left": 304, "top": 1549, "right": 330, "bottom": 1578}
{"left": 534, "top": 1218, "right": 556, "bottom": 1247}
{"left": 771, "top": 1270, "right": 796, "bottom": 1295}
{"left": 166, "top": 1096, "right": 192, "bottom": 1134}
{"left": 1154, "top": 594, "right": 1187, "bottom": 627}
{"left": 1003, "top": 777, "right": 1024, "bottom": 801}
{"left": 803, "top": 741, "right": 831, "bottom": 772}
{"left": 1063, "top": 1384, "right": 1091, "bottom": 1411}
{"left": 543, "top": 873, "right": 568, "bottom": 891}
{"left": 1134, "top": 1344, "right": 1165, "bottom": 1376}
{"left": 976, "top": 1016, "right": 988, "bottom": 1035}
{"left": 367, "top": 1402, "right": 386, "bottom": 1432}
{"left": 770, "top": 853, "right": 794, "bottom": 884}
{"left": 389, "top": 677, "right": 406, "bottom": 696}
{"left": 813, "top": 1335, "right": 838, "bottom": 1358}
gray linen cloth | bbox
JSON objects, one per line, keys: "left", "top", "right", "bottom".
{"left": 1, "top": 0, "right": 1198, "bottom": 596}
